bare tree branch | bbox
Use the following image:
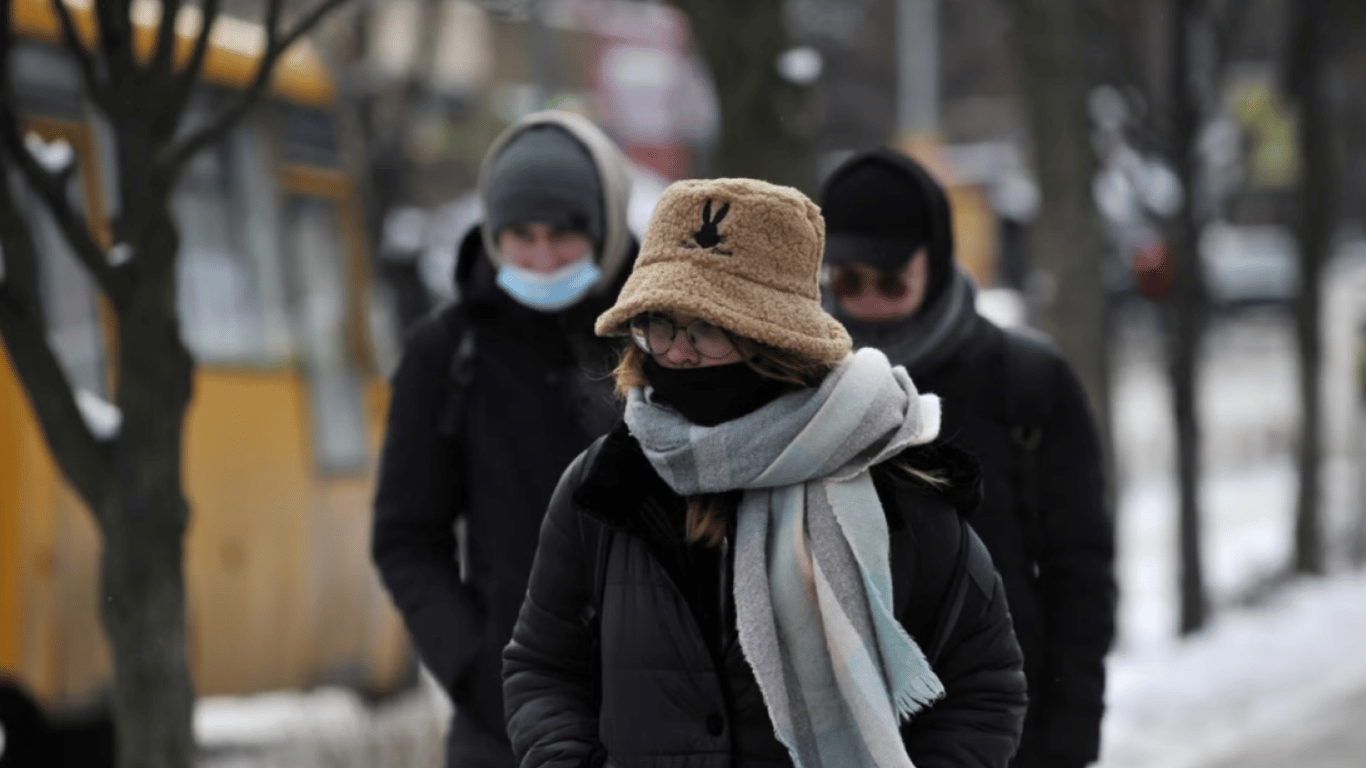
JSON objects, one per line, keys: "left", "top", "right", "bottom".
{"left": 147, "top": 0, "right": 186, "bottom": 85}
{"left": 0, "top": 7, "right": 113, "bottom": 516}
{"left": 48, "top": 0, "right": 111, "bottom": 112}
{"left": 94, "top": 0, "right": 136, "bottom": 84}
{"left": 159, "top": 0, "right": 222, "bottom": 137}
{"left": 0, "top": 14, "right": 121, "bottom": 300}
{"left": 158, "top": 0, "right": 348, "bottom": 178}
{"left": 0, "top": 123, "right": 121, "bottom": 296}
{"left": 0, "top": 196, "right": 114, "bottom": 521}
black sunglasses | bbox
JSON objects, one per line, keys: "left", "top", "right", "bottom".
{"left": 829, "top": 264, "right": 911, "bottom": 300}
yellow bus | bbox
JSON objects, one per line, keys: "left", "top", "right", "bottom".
{"left": 0, "top": 0, "right": 410, "bottom": 732}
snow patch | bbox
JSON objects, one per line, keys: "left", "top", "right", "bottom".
{"left": 196, "top": 687, "right": 369, "bottom": 748}
{"left": 75, "top": 389, "right": 121, "bottom": 440}
{"left": 1099, "top": 571, "right": 1366, "bottom": 768}
{"left": 976, "top": 287, "right": 1026, "bottom": 328}
{"left": 24, "top": 132, "right": 74, "bottom": 175}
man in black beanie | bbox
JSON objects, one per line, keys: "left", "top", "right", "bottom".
{"left": 821, "top": 148, "right": 1117, "bottom": 768}
{"left": 372, "top": 111, "right": 639, "bottom": 768}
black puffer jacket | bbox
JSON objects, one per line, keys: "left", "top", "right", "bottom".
{"left": 825, "top": 149, "right": 1117, "bottom": 768}
{"left": 503, "top": 424, "right": 1027, "bottom": 768}
{"left": 372, "top": 218, "right": 637, "bottom": 766}
{"left": 911, "top": 317, "right": 1116, "bottom": 768}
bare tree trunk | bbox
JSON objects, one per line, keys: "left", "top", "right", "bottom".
{"left": 1011, "top": 0, "right": 1116, "bottom": 514}
{"left": 102, "top": 212, "right": 197, "bottom": 768}
{"left": 1288, "top": 0, "right": 1329, "bottom": 576}
{"left": 1355, "top": 321, "right": 1366, "bottom": 566}
{"left": 670, "top": 0, "right": 818, "bottom": 192}
{"left": 1168, "top": 0, "right": 1208, "bottom": 634}
{"left": 0, "top": 3, "right": 350, "bottom": 765}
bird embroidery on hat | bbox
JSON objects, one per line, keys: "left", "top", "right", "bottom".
{"left": 684, "top": 199, "right": 733, "bottom": 255}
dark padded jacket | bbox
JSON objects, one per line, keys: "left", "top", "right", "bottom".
{"left": 371, "top": 224, "right": 637, "bottom": 766}
{"left": 503, "top": 423, "right": 1027, "bottom": 768}
{"left": 825, "top": 149, "right": 1117, "bottom": 768}
{"left": 912, "top": 316, "right": 1116, "bottom": 768}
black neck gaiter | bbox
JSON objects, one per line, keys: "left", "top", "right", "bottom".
{"left": 643, "top": 358, "right": 793, "bottom": 427}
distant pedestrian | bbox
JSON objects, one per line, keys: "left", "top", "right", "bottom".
{"left": 503, "top": 178, "right": 1026, "bottom": 768}
{"left": 372, "top": 110, "right": 639, "bottom": 768}
{"left": 820, "top": 148, "right": 1117, "bottom": 768}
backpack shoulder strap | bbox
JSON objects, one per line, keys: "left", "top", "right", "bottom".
{"left": 569, "top": 437, "right": 613, "bottom": 614}
{"left": 1000, "top": 327, "right": 1060, "bottom": 572}
{"left": 569, "top": 437, "right": 613, "bottom": 709}
{"left": 926, "top": 516, "right": 997, "bottom": 666}
{"left": 436, "top": 318, "right": 477, "bottom": 440}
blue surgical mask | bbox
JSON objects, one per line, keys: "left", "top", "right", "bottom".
{"left": 496, "top": 255, "right": 601, "bottom": 312}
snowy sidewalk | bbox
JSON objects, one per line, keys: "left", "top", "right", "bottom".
{"left": 1098, "top": 570, "right": 1366, "bottom": 768}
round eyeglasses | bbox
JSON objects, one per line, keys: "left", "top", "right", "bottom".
{"left": 628, "top": 314, "right": 736, "bottom": 359}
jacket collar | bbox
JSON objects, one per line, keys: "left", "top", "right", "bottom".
{"left": 572, "top": 422, "right": 681, "bottom": 539}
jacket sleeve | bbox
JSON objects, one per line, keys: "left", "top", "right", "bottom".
{"left": 503, "top": 448, "right": 605, "bottom": 768}
{"left": 371, "top": 313, "right": 486, "bottom": 698}
{"left": 899, "top": 495, "right": 1028, "bottom": 768}
{"left": 1034, "top": 360, "right": 1118, "bottom": 767}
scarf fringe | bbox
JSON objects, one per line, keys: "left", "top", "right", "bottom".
{"left": 893, "top": 677, "right": 947, "bottom": 722}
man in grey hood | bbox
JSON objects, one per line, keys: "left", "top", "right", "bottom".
{"left": 821, "top": 148, "right": 1117, "bottom": 768}
{"left": 372, "top": 111, "right": 638, "bottom": 768}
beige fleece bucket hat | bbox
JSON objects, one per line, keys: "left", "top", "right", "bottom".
{"left": 595, "top": 178, "right": 852, "bottom": 365}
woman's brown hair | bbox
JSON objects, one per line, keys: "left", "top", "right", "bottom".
{"left": 614, "top": 335, "right": 944, "bottom": 546}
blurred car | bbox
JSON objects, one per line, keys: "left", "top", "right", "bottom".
{"left": 1199, "top": 222, "right": 1299, "bottom": 307}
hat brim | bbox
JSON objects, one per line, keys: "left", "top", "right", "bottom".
{"left": 596, "top": 259, "right": 851, "bottom": 366}
{"left": 824, "top": 233, "right": 922, "bottom": 272}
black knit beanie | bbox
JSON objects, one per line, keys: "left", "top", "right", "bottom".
{"left": 486, "top": 125, "right": 603, "bottom": 245}
{"left": 821, "top": 157, "right": 932, "bottom": 273}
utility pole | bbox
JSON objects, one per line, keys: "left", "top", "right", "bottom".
{"left": 896, "top": 0, "right": 938, "bottom": 140}
{"left": 527, "top": 0, "right": 558, "bottom": 104}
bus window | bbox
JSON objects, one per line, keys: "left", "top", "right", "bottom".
{"left": 275, "top": 102, "right": 341, "bottom": 168}
{"left": 173, "top": 139, "right": 270, "bottom": 364}
{"left": 283, "top": 194, "right": 369, "bottom": 474}
{"left": 231, "top": 119, "right": 295, "bottom": 363}
{"left": 8, "top": 165, "right": 108, "bottom": 400}
{"left": 172, "top": 96, "right": 301, "bottom": 367}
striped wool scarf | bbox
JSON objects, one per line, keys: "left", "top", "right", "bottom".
{"left": 624, "top": 348, "right": 945, "bottom": 768}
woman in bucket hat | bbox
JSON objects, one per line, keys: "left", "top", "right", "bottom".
{"left": 502, "top": 178, "right": 1026, "bottom": 768}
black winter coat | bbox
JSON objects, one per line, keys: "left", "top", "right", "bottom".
{"left": 372, "top": 228, "right": 636, "bottom": 767}
{"left": 503, "top": 424, "right": 1027, "bottom": 768}
{"left": 911, "top": 315, "right": 1117, "bottom": 768}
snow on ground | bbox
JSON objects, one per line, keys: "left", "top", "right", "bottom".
{"left": 1098, "top": 569, "right": 1366, "bottom": 768}
{"left": 1115, "top": 456, "right": 1360, "bottom": 653}
{"left": 196, "top": 675, "right": 449, "bottom": 768}
{"left": 1095, "top": 253, "right": 1366, "bottom": 768}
